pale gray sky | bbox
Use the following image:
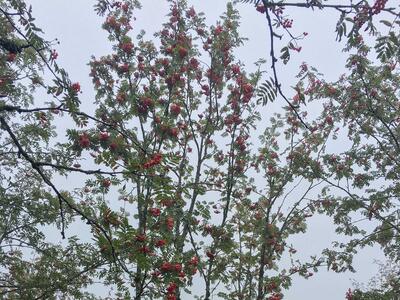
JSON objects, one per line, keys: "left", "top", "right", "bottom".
{"left": 24, "top": 1, "right": 386, "bottom": 299}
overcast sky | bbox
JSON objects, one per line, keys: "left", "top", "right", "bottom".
{"left": 24, "top": 1, "right": 387, "bottom": 299}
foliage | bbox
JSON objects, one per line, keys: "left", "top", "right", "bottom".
{"left": 348, "top": 260, "right": 400, "bottom": 300}
{"left": 0, "top": 0, "right": 400, "bottom": 299}
{"left": 0, "top": 0, "right": 105, "bottom": 298}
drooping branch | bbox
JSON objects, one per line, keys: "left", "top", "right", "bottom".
{"left": 0, "top": 104, "right": 148, "bottom": 154}
{"left": 251, "top": 0, "right": 398, "bottom": 15}
{"left": 262, "top": 0, "right": 310, "bottom": 130}
{"left": 0, "top": 7, "right": 65, "bottom": 88}
{"left": 0, "top": 116, "right": 127, "bottom": 271}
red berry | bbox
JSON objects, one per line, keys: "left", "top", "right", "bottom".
{"left": 231, "top": 64, "right": 241, "bottom": 75}
{"left": 149, "top": 207, "right": 161, "bottom": 217}
{"left": 154, "top": 116, "right": 162, "bottom": 124}
{"left": 206, "top": 250, "right": 215, "bottom": 259}
{"left": 169, "top": 127, "right": 179, "bottom": 138}
{"left": 120, "top": 42, "right": 134, "bottom": 54}
{"left": 50, "top": 50, "right": 58, "bottom": 60}
{"left": 346, "top": 288, "right": 353, "bottom": 300}
{"left": 189, "top": 256, "right": 199, "bottom": 265}
{"left": 189, "top": 57, "right": 199, "bottom": 69}
{"left": 141, "top": 97, "right": 153, "bottom": 107}
{"left": 116, "top": 93, "right": 126, "bottom": 103}
{"left": 167, "top": 282, "right": 177, "bottom": 293}
{"left": 166, "top": 217, "right": 174, "bottom": 231}
{"left": 99, "top": 131, "right": 110, "bottom": 141}
{"left": 105, "top": 16, "right": 119, "bottom": 29}
{"left": 102, "top": 178, "right": 111, "bottom": 188}
{"left": 135, "top": 234, "right": 146, "bottom": 242}
{"left": 7, "top": 53, "right": 17, "bottom": 62}
{"left": 119, "top": 63, "right": 129, "bottom": 73}
{"left": 325, "top": 115, "right": 333, "bottom": 125}
{"left": 151, "top": 270, "right": 161, "bottom": 277}
{"left": 109, "top": 141, "right": 118, "bottom": 151}
{"left": 186, "top": 7, "right": 196, "bottom": 18}
{"left": 214, "top": 25, "right": 223, "bottom": 35}
{"left": 242, "top": 83, "right": 253, "bottom": 95}
{"left": 139, "top": 246, "right": 150, "bottom": 254}
{"left": 78, "top": 133, "right": 90, "bottom": 148}
{"left": 155, "top": 239, "right": 166, "bottom": 247}
{"left": 170, "top": 103, "right": 181, "bottom": 116}
{"left": 256, "top": 5, "right": 266, "bottom": 14}
{"left": 178, "top": 46, "right": 188, "bottom": 58}
{"left": 174, "top": 263, "right": 182, "bottom": 272}
{"left": 71, "top": 82, "right": 81, "bottom": 93}
{"left": 161, "top": 262, "right": 173, "bottom": 272}
{"left": 161, "top": 199, "right": 173, "bottom": 207}
{"left": 282, "top": 19, "right": 293, "bottom": 28}
{"left": 122, "top": 3, "right": 129, "bottom": 12}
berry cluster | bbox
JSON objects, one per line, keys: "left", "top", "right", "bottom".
{"left": 50, "top": 49, "right": 58, "bottom": 60}
{"left": 154, "top": 239, "right": 166, "bottom": 247}
{"left": 268, "top": 293, "right": 282, "bottom": 300}
{"left": 345, "top": 288, "right": 353, "bottom": 300}
{"left": 78, "top": 133, "right": 90, "bottom": 148}
{"left": 372, "top": 0, "right": 388, "bottom": 15}
{"left": 149, "top": 207, "right": 161, "bottom": 217}
{"left": 256, "top": 4, "right": 266, "bottom": 14}
{"left": 282, "top": 19, "right": 293, "bottom": 29}
{"left": 119, "top": 41, "right": 134, "bottom": 54}
{"left": 170, "top": 103, "right": 181, "bottom": 116}
{"left": 143, "top": 153, "right": 162, "bottom": 169}
{"left": 165, "top": 216, "right": 174, "bottom": 231}
{"left": 166, "top": 282, "right": 178, "bottom": 300}
{"left": 71, "top": 82, "right": 81, "bottom": 93}
{"left": 99, "top": 131, "right": 110, "bottom": 141}
{"left": 160, "top": 262, "right": 182, "bottom": 273}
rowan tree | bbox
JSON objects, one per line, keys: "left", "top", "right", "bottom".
{"left": 0, "top": 0, "right": 399, "bottom": 299}
{"left": 242, "top": 0, "right": 400, "bottom": 297}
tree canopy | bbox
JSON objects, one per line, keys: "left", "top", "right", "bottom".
{"left": 0, "top": 0, "right": 399, "bottom": 299}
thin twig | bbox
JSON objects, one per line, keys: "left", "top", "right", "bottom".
{"left": 262, "top": 0, "right": 310, "bottom": 130}
{"left": 0, "top": 116, "right": 122, "bottom": 266}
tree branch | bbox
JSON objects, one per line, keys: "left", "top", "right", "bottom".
{"left": 262, "top": 0, "right": 310, "bottom": 130}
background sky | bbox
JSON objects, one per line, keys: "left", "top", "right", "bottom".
{"left": 23, "top": 0, "right": 388, "bottom": 299}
